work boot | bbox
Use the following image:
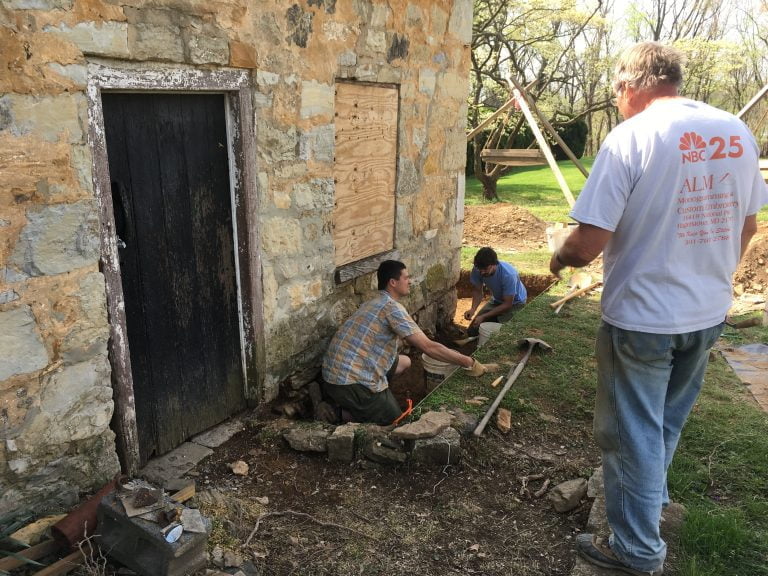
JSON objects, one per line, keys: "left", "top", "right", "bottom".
{"left": 576, "top": 534, "right": 663, "bottom": 575}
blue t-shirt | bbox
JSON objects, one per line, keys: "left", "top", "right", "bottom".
{"left": 470, "top": 261, "right": 527, "bottom": 304}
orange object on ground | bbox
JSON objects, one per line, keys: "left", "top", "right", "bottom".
{"left": 392, "top": 398, "right": 413, "bottom": 426}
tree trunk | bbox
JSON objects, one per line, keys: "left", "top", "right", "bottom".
{"left": 472, "top": 140, "right": 500, "bottom": 201}
{"left": 477, "top": 171, "right": 499, "bottom": 201}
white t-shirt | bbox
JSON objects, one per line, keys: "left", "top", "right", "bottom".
{"left": 571, "top": 98, "right": 768, "bottom": 334}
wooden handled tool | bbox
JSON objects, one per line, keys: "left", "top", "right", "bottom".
{"left": 474, "top": 338, "right": 552, "bottom": 436}
{"left": 725, "top": 317, "right": 761, "bottom": 329}
{"left": 554, "top": 272, "right": 592, "bottom": 314}
{"left": 549, "top": 280, "right": 602, "bottom": 309}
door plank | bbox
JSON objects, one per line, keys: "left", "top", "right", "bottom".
{"left": 102, "top": 93, "right": 245, "bottom": 463}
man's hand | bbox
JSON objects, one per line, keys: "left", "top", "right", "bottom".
{"left": 463, "top": 309, "right": 475, "bottom": 321}
{"left": 550, "top": 251, "right": 566, "bottom": 279}
{"left": 464, "top": 360, "right": 500, "bottom": 377}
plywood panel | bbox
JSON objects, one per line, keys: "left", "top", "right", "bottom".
{"left": 333, "top": 82, "right": 398, "bottom": 266}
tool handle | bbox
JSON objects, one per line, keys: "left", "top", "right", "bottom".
{"left": 549, "top": 281, "right": 602, "bottom": 308}
{"left": 473, "top": 345, "right": 534, "bottom": 436}
{"left": 727, "top": 317, "right": 761, "bottom": 329}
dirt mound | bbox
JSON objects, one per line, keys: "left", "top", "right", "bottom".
{"left": 462, "top": 204, "right": 549, "bottom": 252}
{"left": 734, "top": 221, "right": 768, "bottom": 292}
{"left": 464, "top": 204, "right": 768, "bottom": 296}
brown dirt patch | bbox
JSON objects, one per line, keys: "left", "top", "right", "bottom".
{"left": 191, "top": 418, "right": 594, "bottom": 576}
{"left": 462, "top": 204, "right": 549, "bottom": 253}
{"left": 735, "top": 221, "right": 768, "bottom": 292}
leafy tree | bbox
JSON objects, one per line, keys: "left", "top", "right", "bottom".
{"left": 468, "top": 0, "right": 604, "bottom": 200}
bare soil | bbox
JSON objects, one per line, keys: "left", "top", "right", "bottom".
{"left": 735, "top": 220, "right": 768, "bottom": 292}
{"left": 187, "top": 204, "right": 591, "bottom": 576}
{"left": 106, "top": 206, "right": 767, "bottom": 576}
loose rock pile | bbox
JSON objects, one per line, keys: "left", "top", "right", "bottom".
{"left": 274, "top": 410, "right": 477, "bottom": 467}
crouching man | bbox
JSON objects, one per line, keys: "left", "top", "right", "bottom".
{"left": 464, "top": 247, "right": 527, "bottom": 336}
{"left": 321, "top": 260, "right": 497, "bottom": 425}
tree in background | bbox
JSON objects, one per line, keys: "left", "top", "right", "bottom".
{"left": 468, "top": 0, "right": 603, "bottom": 200}
{"left": 467, "top": 0, "right": 768, "bottom": 196}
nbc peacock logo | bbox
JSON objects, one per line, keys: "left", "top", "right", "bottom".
{"left": 679, "top": 131, "right": 707, "bottom": 163}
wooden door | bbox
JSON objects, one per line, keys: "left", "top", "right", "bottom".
{"left": 102, "top": 93, "right": 245, "bottom": 463}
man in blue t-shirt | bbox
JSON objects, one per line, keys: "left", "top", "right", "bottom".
{"left": 465, "top": 247, "right": 527, "bottom": 336}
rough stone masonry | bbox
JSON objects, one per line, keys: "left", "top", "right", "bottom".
{"left": 0, "top": 0, "right": 473, "bottom": 518}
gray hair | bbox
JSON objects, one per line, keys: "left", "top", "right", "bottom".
{"left": 613, "top": 41, "right": 685, "bottom": 93}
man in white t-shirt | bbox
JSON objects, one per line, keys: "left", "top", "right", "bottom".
{"left": 550, "top": 41, "right": 768, "bottom": 576}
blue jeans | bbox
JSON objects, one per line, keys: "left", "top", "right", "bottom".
{"left": 594, "top": 321, "right": 723, "bottom": 572}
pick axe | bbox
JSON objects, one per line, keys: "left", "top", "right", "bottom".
{"left": 474, "top": 338, "right": 553, "bottom": 436}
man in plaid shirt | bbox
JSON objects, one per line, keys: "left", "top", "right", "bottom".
{"left": 322, "top": 260, "right": 496, "bottom": 425}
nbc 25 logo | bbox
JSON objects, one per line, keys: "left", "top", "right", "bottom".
{"left": 679, "top": 131, "right": 744, "bottom": 164}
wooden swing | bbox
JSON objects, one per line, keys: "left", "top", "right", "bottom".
{"left": 467, "top": 77, "right": 590, "bottom": 208}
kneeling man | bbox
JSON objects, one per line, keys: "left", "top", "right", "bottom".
{"left": 322, "top": 260, "right": 496, "bottom": 425}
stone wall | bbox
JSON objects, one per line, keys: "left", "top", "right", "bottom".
{"left": 0, "top": 0, "right": 471, "bottom": 517}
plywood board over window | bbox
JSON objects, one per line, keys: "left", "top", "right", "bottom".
{"left": 333, "top": 81, "right": 399, "bottom": 267}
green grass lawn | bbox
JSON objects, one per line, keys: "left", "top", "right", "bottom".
{"left": 465, "top": 158, "right": 594, "bottom": 223}
{"left": 452, "top": 161, "right": 768, "bottom": 575}
{"left": 466, "top": 157, "right": 767, "bottom": 223}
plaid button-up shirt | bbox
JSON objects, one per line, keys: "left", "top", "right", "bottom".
{"left": 322, "top": 291, "right": 422, "bottom": 392}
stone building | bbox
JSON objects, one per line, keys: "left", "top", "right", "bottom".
{"left": 0, "top": 0, "right": 472, "bottom": 517}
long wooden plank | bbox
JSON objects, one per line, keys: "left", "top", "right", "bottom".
{"left": 0, "top": 539, "right": 59, "bottom": 571}
{"left": 507, "top": 82, "right": 576, "bottom": 207}
{"left": 481, "top": 149, "right": 545, "bottom": 158}
{"left": 480, "top": 149, "right": 547, "bottom": 166}
{"left": 737, "top": 83, "right": 768, "bottom": 119}
{"left": 506, "top": 75, "right": 590, "bottom": 179}
{"left": 32, "top": 550, "right": 85, "bottom": 576}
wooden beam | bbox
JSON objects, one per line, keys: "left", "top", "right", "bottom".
{"left": 0, "top": 540, "right": 60, "bottom": 572}
{"left": 737, "top": 83, "right": 768, "bottom": 119}
{"left": 334, "top": 250, "right": 399, "bottom": 284}
{"left": 480, "top": 148, "right": 547, "bottom": 166}
{"left": 467, "top": 79, "right": 539, "bottom": 142}
{"left": 32, "top": 550, "right": 85, "bottom": 576}
{"left": 466, "top": 98, "right": 517, "bottom": 141}
{"left": 505, "top": 79, "right": 575, "bottom": 207}
{"left": 506, "top": 76, "right": 590, "bottom": 179}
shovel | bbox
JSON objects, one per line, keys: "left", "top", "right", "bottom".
{"left": 554, "top": 271, "right": 592, "bottom": 314}
{"left": 474, "top": 338, "right": 553, "bottom": 436}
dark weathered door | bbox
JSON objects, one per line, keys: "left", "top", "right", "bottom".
{"left": 102, "top": 93, "right": 245, "bottom": 464}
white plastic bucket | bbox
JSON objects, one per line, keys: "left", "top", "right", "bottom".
{"left": 478, "top": 322, "right": 502, "bottom": 346}
{"left": 422, "top": 353, "right": 454, "bottom": 392}
{"left": 545, "top": 223, "right": 576, "bottom": 252}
